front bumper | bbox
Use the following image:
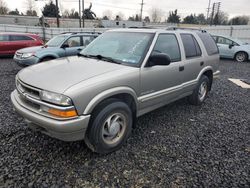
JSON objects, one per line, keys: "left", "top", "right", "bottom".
{"left": 14, "top": 55, "right": 40, "bottom": 66}
{"left": 11, "top": 90, "right": 90, "bottom": 141}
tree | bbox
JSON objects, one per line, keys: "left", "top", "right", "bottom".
{"left": 196, "top": 14, "right": 207, "bottom": 25}
{"left": 0, "top": 0, "right": 8, "bottom": 15}
{"left": 8, "top": 8, "right": 20, "bottom": 15}
{"left": 167, "top": 9, "right": 180, "bottom": 23}
{"left": 42, "top": 0, "right": 60, "bottom": 18}
{"left": 115, "top": 11, "right": 125, "bottom": 20}
{"left": 144, "top": 16, "right": 150, "bottom": 23}
{"left": 229, "top": 16, "right": 249, "bottom": 25}
{"left": 102, "top": 15, "right": 109, "bottom": 20}
{"left": 102, "top": 10, "right": 112, "bottom": 20}
{"left": 212, "top": 11, "right": 228, "bottom": 25}
{"left": 182, "top": 14, "right": 198, "bottom": 24}
{"left": 26, "top": 10, "right": 37, "bottom": 16}
{"left": 150, "top": 8, "right": 163, "bottom": 22}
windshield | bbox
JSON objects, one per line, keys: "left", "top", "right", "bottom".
{"left": 80, "top": 32, "right": 154, "bottom": 66}
{"left": 46, "top": 35, "right": 68, "bottom": 47}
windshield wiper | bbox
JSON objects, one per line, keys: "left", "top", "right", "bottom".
{"left": 78, "top": 54, "right": 121, "bottom": 64}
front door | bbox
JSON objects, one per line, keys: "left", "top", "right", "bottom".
{"left": 63, "top": 36, "right": 82, "bottom": 56}
{"left": 217, "top": 36, "right": 236, "bottom": 58}
{"left": 140, "top": 34, "right": 183, "bottom": 109}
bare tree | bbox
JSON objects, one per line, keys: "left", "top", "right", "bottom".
{"left": 150, "top": 8, "right": 163, "bottom": 22}
{"left": 115, "top": 11, "right": 125, "bottom": 21}
{"left": 26, "top": 0, "right": 36, "bottom": 12}
{"left": 102, "top": 9, "right": 112, "bottom": 20}
{"left": 0, "top": 0, "right": 8, "bottom": 15}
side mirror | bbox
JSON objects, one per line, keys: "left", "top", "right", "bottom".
{"left": 61, "top": 44, "right": 69, "bottom": 48}
{"left": 147, "top": 52, "right": 171, "bottom": 67}
{"left": 229, "top": 44, "right": 234, "bottom": 49}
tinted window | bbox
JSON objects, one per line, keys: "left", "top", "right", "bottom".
{"left": 181, "top": 34, "right": 201, "bottom": 58}
{"left": 197, "top": 32, "right": 219, "bottom": 55}
{"left": 0, "top": 35, "right": 9, "bottom": 41}
{"left": 65, "top": 36, "right": 81, "bottom": 47}
{"left": 153, "top": 34, "right": 181, "bottom": 62}
{"left": 10, "top": 35, "right": 33, "bottom": 41}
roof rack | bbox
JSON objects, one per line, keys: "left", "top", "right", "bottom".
{"left": 60, "top": 31, "right": 102, "bottom": 35}
{"left": 128, "top": 26, "right": 156, "bottom": 29}
{"left": 166, "top": 26, "right": 207, "bottom": 33}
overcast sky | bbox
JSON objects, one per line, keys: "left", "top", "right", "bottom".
{"left": 5, "top": 0, "right": 250, "bottom": 19}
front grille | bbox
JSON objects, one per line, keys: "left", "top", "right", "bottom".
{"left": 16, "top": 80, "right": 40, "bottom": 100}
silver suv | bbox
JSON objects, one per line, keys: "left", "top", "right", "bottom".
{"left": 11, "top": 28, "right": 220, "bottom": 154}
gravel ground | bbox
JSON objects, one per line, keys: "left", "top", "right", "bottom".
{"left": 0, "top": 58, "right": 249, "bottom": 188}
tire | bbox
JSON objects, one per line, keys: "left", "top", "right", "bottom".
{"left": 84, "top": 99, "right": 133, "bottom": 154}
{"left": 189, "top": 75, "right": 210, "bottom": 106}
{"left": 40, "top": 57, "right": 54, "bottom": 62}
{"left": 235, "top": 52, "right": 248, "bottom": 62}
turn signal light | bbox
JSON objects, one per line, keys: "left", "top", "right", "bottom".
{"left": 48, "top": 108, "right": 77, "bottom": 118}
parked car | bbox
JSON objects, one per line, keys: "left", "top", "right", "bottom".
{"left": 212, "top": 34, "right": 250, "bottom": 62}
{"left": 14, "top": 32, "right": 100, "bottom": 66}
{"left": 0, "top": 33, "right": 43, "bottom": 56}
{"left": 11, "top": 28, "right": 220, "bottom": 154}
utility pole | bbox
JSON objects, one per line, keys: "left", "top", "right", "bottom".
{"left": 206, "top": 0, "right": 211, "bottom": 24}
{"left": 140, "top": 0, "right": 145, "bottom": 22}
{"left": 82, "top": 0, "right": 85, "bottom": 27}
{"left": 79, "top": 0, "right": 81, "bottom": 27}
{"left": 55, "top": 0, "right": 59, "bottom": 27}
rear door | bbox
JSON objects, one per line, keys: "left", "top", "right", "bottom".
{"left": 0, "top": 35, "right": 10, "bottom": 55}
{"left": 180, "top": 33, "right": 204, "bottom": 93}
{"left": 63, "top": 36, "right": 82, "bottom": 56}
{"left": 9, "top": 35, "right": 35, "bottom": 53}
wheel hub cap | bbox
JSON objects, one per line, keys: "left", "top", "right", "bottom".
{"left": 198, "top": 82, "right": 207, "bottom": 101}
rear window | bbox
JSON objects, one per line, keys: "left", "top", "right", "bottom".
{"left": 10, "top": 35, "right": 34, "bottom": 41}
{"left": 197, "top": 32, "right": 219, "bottom": 55}
{"left": 0, "top": 35, "right": 9, "bottom": 41}
{"left": 181, "top": 34, "right": 202, "bottom": 58}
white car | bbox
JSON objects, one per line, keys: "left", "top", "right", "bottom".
{"left": 212, "top": 35, "right": 250, "bottom": 62}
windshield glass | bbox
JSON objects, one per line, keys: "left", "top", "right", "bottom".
{"left": 46, "top": 35, "right": 68, "bottom": 47}
{"left": 80, "top": 32, "right": 154, "bottom": 66}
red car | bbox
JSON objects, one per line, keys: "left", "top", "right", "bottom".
{"left": 0, "top": 33, "right": 44, "bottom": 56}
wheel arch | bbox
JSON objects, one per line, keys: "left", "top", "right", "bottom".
{"left": 39, "top": 54, "right": 58, "bottom": 62}
{"left": 83, "top": 87, "right": 138, "bottom": 116}
{"left": 197, "top": 66, "right": 213, "bottom": 91}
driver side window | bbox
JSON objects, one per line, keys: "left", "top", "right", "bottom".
{"left": 65, "top": 36, "right": 81, "bottom": 47}
{"left": 153, "top": 34, "right": 181, "bottom": 62}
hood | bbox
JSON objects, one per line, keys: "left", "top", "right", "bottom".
{"left": 17, "top": 46, "right": 56, "bottom": 53}
{"left": 18, "top": 56, "right": 131, "bottom": 94}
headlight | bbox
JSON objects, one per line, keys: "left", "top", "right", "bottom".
{"left": 22, "top": 52, "right": 34, "bottom": 59}
{"left": 40, "top": 90, "right": 73, "bottom": 106}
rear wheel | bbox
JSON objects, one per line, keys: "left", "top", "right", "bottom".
{"left": 235, "top": 52, "right": 248, "bottom": 62}
{"left": 84, "top": 99, "right": 132, "bottom": 154}
{"left": 189, "top": 75, "right": 210, "bottom": 105}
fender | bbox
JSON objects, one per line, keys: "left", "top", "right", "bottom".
{"left": 197, "top": 66, "right": 213, "bottom": 81}
{"left": 39, "top": 53, "right": 59, "bottom": 60}
{"left": 83, "top": 86, "right": 139, "bottom": 115}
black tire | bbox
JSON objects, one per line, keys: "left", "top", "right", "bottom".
{"left": 40, "top": 57, "right": 54, "bottom": 62}
{"left": 84, "top": 99, "right": 133, "bottom": 154}
{"left": 188, "top": 75, "right": 210, "bottom": 106}
{"left": 235, "top": 52, "right": 248, "bottom": 62}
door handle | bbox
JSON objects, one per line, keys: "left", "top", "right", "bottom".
{"left": 200, "top": 61, "right": 204, "bottom": 66}
{"left": 179, "top": 66, "right": 184, "bottom": 72}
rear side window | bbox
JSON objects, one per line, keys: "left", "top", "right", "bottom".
{"left": 0, "top": 35, "right": 9, "bottom": 41}
{"left": 10, "top": 35, "right": 33, "bottom": 41}
{"left": 181, "top": 34, "right": 202, "bottom": 58}
{"left": 153, "top": 34, "right": 181, "bottom": 62}
{"left": 197, "top": 32, "right": 219, "bottom": 55}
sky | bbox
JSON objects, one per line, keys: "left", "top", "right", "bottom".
{"left": 4, "top": 0, "right": 250, "bottom": 19}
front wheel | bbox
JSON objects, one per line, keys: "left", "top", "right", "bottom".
{"left": 235, "top": 52, "right": 248, "bottom": 62}
{"left": 189, "top": 75, "right": 210, "bottom": 105}
{"left": 84, "top": 99, "right": 133, "bottom": 154}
